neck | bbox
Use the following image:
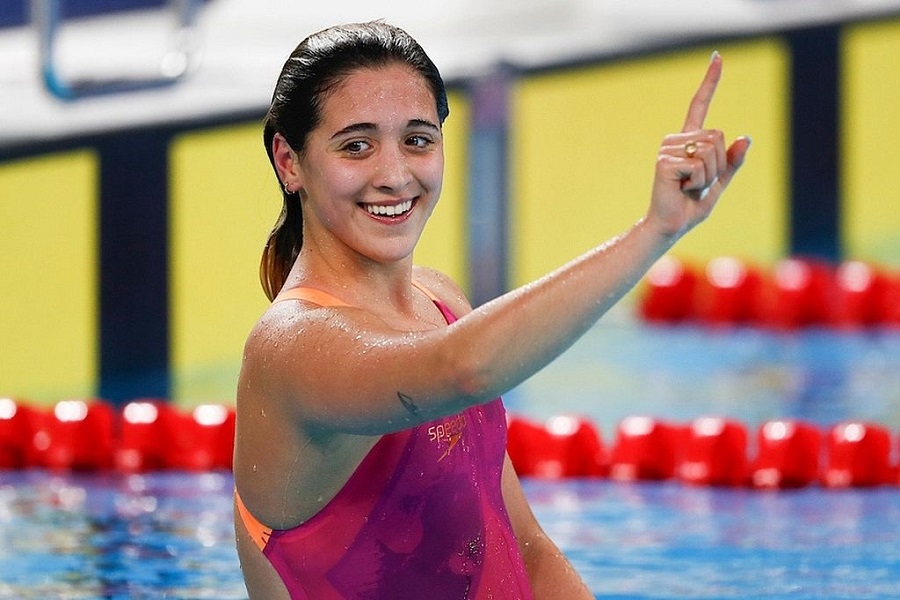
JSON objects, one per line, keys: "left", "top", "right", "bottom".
{"left": 288, "top": 246, "right": 417, "bottom": 309}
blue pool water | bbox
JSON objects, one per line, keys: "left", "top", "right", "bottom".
{"left": 2, "top": 322, "right": 899, "bottom": 598}
{"left": 531, "top": 480, "right": 900, "bottom": 599}
{"left": 0, "top": 470, "right": 246, "bottom": 599}
{"left": 2, "top": 471, "right": 900, "bottom": 598}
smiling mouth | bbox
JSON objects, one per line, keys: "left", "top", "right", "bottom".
{"left": 363, "top": 199, "right": 413, "bottom": 217}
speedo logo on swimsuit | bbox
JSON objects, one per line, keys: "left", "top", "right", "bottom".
{"left": 427, "top": 414, "right": 467, "bottom": 462}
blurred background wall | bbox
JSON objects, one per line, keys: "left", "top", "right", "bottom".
{"left": 1, "top": 1, "right": 898, "bottom": 407}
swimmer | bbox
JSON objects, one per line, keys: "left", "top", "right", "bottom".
{"left": 233, "top": 21, "right": 750, "bottom": 599}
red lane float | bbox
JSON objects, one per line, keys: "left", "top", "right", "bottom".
{"left": 750, "top": 420, "right": 821, "bottom": 489}
{"left": 0, "top": 398, "right": 38, "bottom": 468}
{"left": 34, "top": 399, "right": 116, "bottom": 470}
{"left": 639, "top": 256, "right": 698, "bottom": 323}
{"left": 4, "top": 397, "right": 900, "bottom": 491}
{"left": 877, "top": 271, "right": 900, "bottom": 326}
{"left": 507, "top": 415, "right": 607, "bottom": 478}
{"left": 829, "top": 261, "right": 887, "bottom": 329}
{"left": 678, "top": 417, "right": 748, "bottom": 487}
{"left": 639, "top": 256, "right": 900, "bottom": 329}
{"left": 610, "top": 417, "right": 684, "bottom": 481}
{"left": 117, "top": 399, "right": 236, "bottom": 472}
{"left": 168, "top": 404, "right": 236, "bottom": 471}
{"left": 759, "top": 258, "right": 834, "bottom": 329}
{"left": 823, "top": 421, "right": 893, "bottom": 488}
{"left": 117, "top": 399, "right": 178, "bottom": 472}
{"left": 0, "top": 397, "right": 235, "bottom": 473}
{"left": 511, "top": 414, "right": 900, "bottom": 490}
{"left": 694, "top": 257, "right": 764, "bottom": 326}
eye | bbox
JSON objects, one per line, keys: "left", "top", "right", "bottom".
{"left": 341, "top": 140, "right": 372, "bottom": 155}
{"left": 406, "top": 135, "right": 434, "bottom": 150}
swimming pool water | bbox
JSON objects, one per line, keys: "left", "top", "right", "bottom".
{"left": 2, "top": 471, "right": 899, "bottom": 599}
{"left": 530, "top": 479, "right": 900, "bottom": 599}
{"left": 0, "top": 470, "right": 247, "bottom": 599}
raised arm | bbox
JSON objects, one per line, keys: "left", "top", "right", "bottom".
{"left": 248, "top": 54, "right": 750, "bottom": 436}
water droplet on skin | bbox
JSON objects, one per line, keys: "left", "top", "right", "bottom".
{"left": 252, "top": 465, "right": 258, "bottom": 472}
{"left": 260, "top": 409, "right": 266, "bottom": 418}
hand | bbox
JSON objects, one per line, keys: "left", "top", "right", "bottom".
{"left": 646, "top": 52, "right": 751, "bottom": 239}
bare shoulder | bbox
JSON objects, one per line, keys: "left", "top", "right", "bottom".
{"left": 237, "top": 274, "right": 476, "bottom": 435}
{"left": 239, "top": 299, "right": 363, "bottom": 403}
{"left": 413, "top": 265, "right": 473, "bottom": 318}
{"left": 238, "top": 294, "right": 414, "bottom": 421}
{"left": 242, "top": 300, "right": 313, "bottom": 370}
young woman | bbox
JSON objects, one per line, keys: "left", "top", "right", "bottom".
{"left": 233, "top": 21, "right": 750, "bottom": 599}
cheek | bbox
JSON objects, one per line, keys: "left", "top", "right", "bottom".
{"left": 314, "top": 163, "right": 366, "bottom": 198}
{"left": 421, "top": 155, "right": 445, "bottom": 192}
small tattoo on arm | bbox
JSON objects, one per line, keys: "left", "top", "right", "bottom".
{"left": 398, "top": 392, "right": 419, "bottom": 415}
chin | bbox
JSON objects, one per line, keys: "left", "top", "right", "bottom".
{"left": 366, "top": 241, "right": 419, "bottom": 265}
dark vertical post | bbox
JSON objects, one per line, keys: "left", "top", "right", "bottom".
{"left": 98, "top": 129, "right": 170, "bottom": 404}
{"left": 787, "top": 25, "right": 842, "bottom": 261}
{"left": 467, "top": 66, "right": 513, "bottom": 306}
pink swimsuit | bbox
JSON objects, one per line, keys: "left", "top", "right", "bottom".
{"left": 235, "top": 284, "right": 533, "bottom": 599}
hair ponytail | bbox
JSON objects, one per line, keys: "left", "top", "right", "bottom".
{"left": 259, "top": 189, "right": 303, "bottom": 302}
{"left": 259, "top": 117, "right": 305, "bottom": 301}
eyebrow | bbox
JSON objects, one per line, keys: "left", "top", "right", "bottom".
{"left": 329, "top": 119, "right": 440, "bottom": 140}
{"left": 408, "top": 118, "right": 441, "bottom": 133}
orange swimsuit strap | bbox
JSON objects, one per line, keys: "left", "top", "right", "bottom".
{"left": 235, "top": 489, "right": 272, "bottom": 552}
{"left": 274, "top": 281, "right": 438, "bottom": 307}
{"left": 273, "top": 287, "right": 351, "bottom": 307}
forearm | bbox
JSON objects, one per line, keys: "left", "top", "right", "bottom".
{"left": 449, "top": 215, "right": 675, "bottom": 401}
{"left": 521, "top": 530, "right": 594, "bottom": 599}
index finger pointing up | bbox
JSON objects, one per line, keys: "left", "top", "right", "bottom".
{"left": 682, "top": 51, "right": 723, "bottom": 133}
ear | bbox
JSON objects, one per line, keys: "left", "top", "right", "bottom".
{"left": 272, "top": 133, "right": 301, "bottom": 192}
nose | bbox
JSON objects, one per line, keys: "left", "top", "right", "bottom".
{"left": 372, "top": 144, "right": 414, "bottom": 192}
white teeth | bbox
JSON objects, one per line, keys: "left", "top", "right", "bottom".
{"left": 366, "top": 200, "right": 412, "bottom": 217}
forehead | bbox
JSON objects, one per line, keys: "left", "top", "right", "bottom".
{"left": 318, "top": 64, "right": 438, "bottom": 127}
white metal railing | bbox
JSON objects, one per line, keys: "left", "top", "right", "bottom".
{"left": 32, "top": 0, "right": 201, "bottom": 100}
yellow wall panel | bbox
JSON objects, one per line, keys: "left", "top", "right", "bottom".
{"left": 415, "top": 90, "right": 469, "bottom": 291}
{"left": 842, "top": 19, "right": 900, "bottom": 265}
{"left": 510, "top": 39, "right": 789, "bottom": 287}
{"left": 0, "top": 151, "right": 98, "bottom": 403}
{"left": 169, "top": 123, "right": 274, "bottom": 406}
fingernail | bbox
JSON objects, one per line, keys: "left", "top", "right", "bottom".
{"left": 710, "top": 50, "right": 720, "bottom": 62}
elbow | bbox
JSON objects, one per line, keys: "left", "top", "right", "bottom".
{"left": 443, "top": 345, "right": 499, "bottom": 406}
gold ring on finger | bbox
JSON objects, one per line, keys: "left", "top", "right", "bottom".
{"left": 684, "top": 140, "right": 698, "bottom": 158}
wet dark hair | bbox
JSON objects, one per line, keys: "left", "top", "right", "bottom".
{"left": 259, "top": 21, "right": 450, "bottom": 300}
